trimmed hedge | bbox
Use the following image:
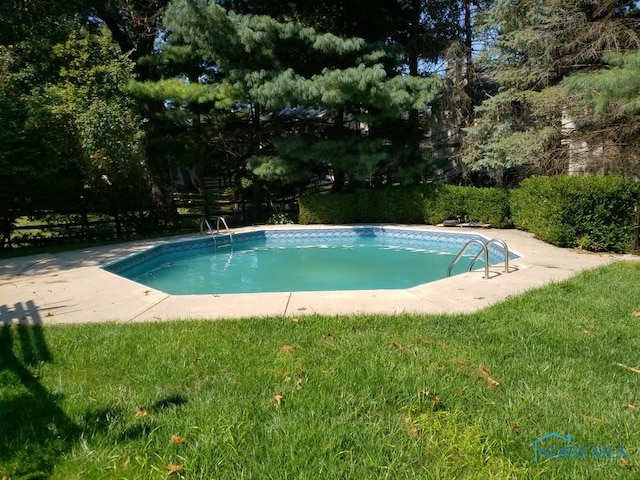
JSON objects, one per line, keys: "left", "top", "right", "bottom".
{"left": 355, "top": 186, "right": 425, "bottom": 224}
{"left": 299, "top": 178, "right": 639, "bottom": 252}
{"left": 298, "top": 192, "right": 359, "bottom": 224}
{"left": 299, "top": 185, "right": 507, "bottom": 226}
{"left": 423, "top": 185, "right": 511, "bottom": 228}
{"left": 299, "top": 186, "right": 425, "bottom": 224}
{"left": 510, "top": 175, "right": 640, "bottom": 252}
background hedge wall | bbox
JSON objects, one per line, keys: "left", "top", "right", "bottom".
{"left": 423, "top": 185, "right": 511, "bottom": 228}
{"left": 299, "top": 177, "right": 640, "bottom": 252}
{"left": 299, "top": 186, "right": 425, "bottom": 224}
{"left": 510, "top": 175, "right": 640, "bottom": 252}
{"left": 299, "top": 185, "right": 509, "bottom": 227}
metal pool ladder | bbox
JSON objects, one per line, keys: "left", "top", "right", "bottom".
{"left": 447, "top": 238, "right": 510, "bottom": 279}
{"left": 201, "top": 217, "right": 233, "bottom": 249}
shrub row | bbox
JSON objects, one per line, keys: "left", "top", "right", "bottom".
{"left": 298, "top": 186, "right": 425, "bottom": 224}
{"left": 299, "top": 176, "right": 640, "bottom": 252}
{"left": 299, "top": 184, "right": 510, "bottom": 226}
{"left": 422, "top": 184, "right": 511, "bottom": 228}
{"left": 511, "top": 175, "right": 640, "bottom": 252}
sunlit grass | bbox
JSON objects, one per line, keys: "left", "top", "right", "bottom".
{"left": 1, "top": 262, "right": 640, "bottom": 479}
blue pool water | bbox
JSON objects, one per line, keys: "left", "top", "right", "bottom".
{"left": 103, "top": 227, "right": 516, "bottom": 295}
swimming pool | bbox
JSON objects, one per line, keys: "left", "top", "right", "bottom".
{"left": 102, "top": 226, "right": 518, "bottom": 295}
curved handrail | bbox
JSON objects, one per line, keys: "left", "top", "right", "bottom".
{"left": 202, "top": 217, "right": 233, "bottom": 249}
{"left": 201, "top": 218, "right": 217, "bottom": 249}
{"left": 216, "top": 216, "right": 233, "bottom": 246}
{"left": 468, "top": 238, "right": 510, "bottom": 274}
{"left": 447, "top": 239, "right": 488, "bottom": 278}
{"left": 201, "top": 218, "right": 213, "bottom": 234}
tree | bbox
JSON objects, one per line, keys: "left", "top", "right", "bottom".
{"left": 461, "top": 0, "right": 640, "bottom": 182}
{"left": 563, "top": 50, "right": 640, "bottom": 177}
{"left": 0, "top": 4, "right": 152, "bottom": 246}
{"left": 158, "top": 0, "right": 440, "bottom": 192}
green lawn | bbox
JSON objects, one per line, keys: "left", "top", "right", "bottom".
{"left": 2, "top": 261, "right": 640, "bottom": 479}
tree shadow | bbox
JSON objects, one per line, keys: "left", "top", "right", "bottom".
{"left": 0, "top": 300, "right": 79, "bottom": 478}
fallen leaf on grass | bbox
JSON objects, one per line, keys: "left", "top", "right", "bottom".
{"left": 420, "top": 390, "right": 442, "bottom": 408}
{"left": 454, "top": 359, "right": 468, "bottom": 369}
{"left": 582, "top": 415, "right": 604, "bottom": 424}
{"left": 280, "top": 345, "right": 296, "bottom": 354}
{"left": 295, "top": 373, "right": 303, "bottom": 390}
{"left": 625, "top": 404, "right": 637, "bottom": 411}
{"left": 615, "top": 363, "right": 640, "bottom": 375}
{"left": 165, "top": 463, "right": 183, "bottom": 475}
{"left": 323, "top": 333, "right": 334, "bottom": 341}
{"left": 407, "top": 427, "right": 422, "bottom": 437}
{"left": 274, "top": 392, "right": 283, "bottom": 408}
{"left": 290, "top": 317, "right": 299, "bottom": 324}
{"left": 632, "top": 310, "right": 640, "bottom": 317}
{"left": 506, "top": 420, "right": 519, "bottom": 433}
{"left": 477, "top": 365, "right": 501, "bottom": 388}
{"left": 134, "top": 408, "right": 149, "bottom": 419}
{"left": 171, "top": 434, "right": 185, "bottom": 444}
{"left": 621, "top": 458, "right": 633, "bottom": 468}
{"left": 583, "top": 328, "right": 595, "bottom": 334}
{"left": 390, "top": 341, "right": 403, "bottom": 350}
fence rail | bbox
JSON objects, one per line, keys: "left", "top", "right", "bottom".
{"left": 2, "top": 190, "right": 299, "bottom": 249}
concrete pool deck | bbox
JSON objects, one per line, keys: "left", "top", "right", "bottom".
{"left": 0, "top": 225, "right": 635, "bottom": 325}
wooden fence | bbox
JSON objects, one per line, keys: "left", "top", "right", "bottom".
{"left": 3, "top": 191, "right": 299, "bottom": 249}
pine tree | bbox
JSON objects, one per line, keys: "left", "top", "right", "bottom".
{"left": 462, "top": 0, "right": 640, "bottom": 181}
{"left": 157, "top": 0, "right": 440, "bottom": 191}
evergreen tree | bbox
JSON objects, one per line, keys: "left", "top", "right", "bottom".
{"left": 158, "top": 0, "right": 440, "bottom": 191}
{"left": 563, "top": 50, "right": 640, "bottom": 177}
{"left": 462, "top": 0, "right": 640, "bottom": 181}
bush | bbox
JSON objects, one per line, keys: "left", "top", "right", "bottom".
{"left": 510, "top": 175, "right": 640, "bottom": 252}
{"left": 298, "top": 192, "right": 359, "bottom": 224}
{"left": 423, "top": 185, "right": 511, "bottom": 228}
{"left": 299, "top": 186, "right": 426, "bottom": 224}
{"left": 356, "top": 186, "right": 426, "bottom": 224}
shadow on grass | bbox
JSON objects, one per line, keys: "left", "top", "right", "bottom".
{"left": 0, "top": 301, "right": 78, "bottom": 479}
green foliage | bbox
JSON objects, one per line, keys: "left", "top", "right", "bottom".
{"left": 298, "top": 192, "right": 359, "bottom": 224}
{"left": 266, "top": 213, "right": 294, "bottom": 225}
{"left": 129, "top": 79, "right": 241, "bottom": 109}
{"left": 250, "top": 63, "right": 439, "bottom": 115}
{"left": 258, "top": 134, "right": 395, "bottom": 186}
{"left": 356, "top": 186, "right": 426, "bottom": 224}
{"left": 162, "top": 0, "right": 440, "bottom": 188}
{"left": 461, "top": 86, "right": 564, "bottom": 174}
{"left": 423, "top": 185, "right": 511, "bottom": 228}
{"left": 246, "top": 154, "right": 313, "bottom": 184}
{"left": 510, "top": 175, "right": 640, "bottom": 252}
{"left": 33, "top": 27, "right": 150, "bottom": 213}
{"left": 468, "top": 0, "right": 640, "bottom": 178}
{"left": 565, "top": 51, "right": 640, "bottom": 117}
{"left": 299, "top": 186, "right": 426, "bottom": 224}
